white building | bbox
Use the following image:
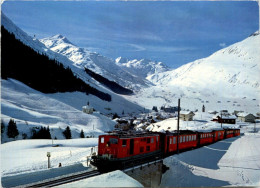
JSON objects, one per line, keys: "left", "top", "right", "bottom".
{"left": 82, "top": 105, "right": 94, "bottom": 114}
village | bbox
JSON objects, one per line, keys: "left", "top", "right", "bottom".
{"left": 82, "top": 103, "right": 260, "bottom": 133}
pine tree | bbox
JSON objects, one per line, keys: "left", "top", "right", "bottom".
{"left": 63, "top": 126, "right": 72, "bottom": 139}
{"left": 80, "top": 129, "right": 85, "bottom": 138}
{"left": 7, "top": 119, "right": 19, "bottom": 138}
{"left": 1, "top": 120, "right": 5, "bottom": 134}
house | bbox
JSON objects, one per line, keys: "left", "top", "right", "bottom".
{"left": 220, "top": 110, "right": 230, "bottom": 116}
{"left": 208, "top": 110, "right": 218, "bottom": 115}
{"left": 233, "top": 110, "right": 244, "bottom": 116}
{"left": 212, "top": 115, "right": 236, "bottom": 124}
{"left": 162, "top": 106, "right": 179, "bottom": 113}
{"left": 82, "top": 105, "right": 94, "bottom": 114}
{"left": 237, "top": 113, "right": 256, "bottom": 123}
{"left": 256, "top": 112, "right": 260, "bottom": 119}
{"left": 180, "top": 111, "right": 195, "bottom": 121}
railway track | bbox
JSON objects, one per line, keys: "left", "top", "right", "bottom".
{"left": 25, "top": 170, "right": 100, "bottom": 187}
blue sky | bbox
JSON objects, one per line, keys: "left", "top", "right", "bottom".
{"left": 2, "top": 1, "right": 259, "bottom": 68}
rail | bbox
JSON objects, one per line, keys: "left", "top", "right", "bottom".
{"left": 24, "top": 170, "right": 100, "bottom": 188}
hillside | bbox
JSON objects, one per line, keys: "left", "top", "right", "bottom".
{"left": 0, "top": 13, "right": 147, "bottom": 143}
{"left": 1, "top": 26, "right": 111, "bottom": 102}
{"left": 126, "top": 32, "right": 260, "bottom": 113}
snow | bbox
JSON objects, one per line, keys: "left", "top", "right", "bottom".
{"left": 56, "top": 170, "right": 143, "bottom": 187}
{"left": 1, "top": 123, "right": 260, "bottom": 187}
{"left": 40, "top": 36, "right": 152, "bottom": 91}
{"left": 1, "top": 138, "right": 98, "bottom": 177}
{"left": 124, "top": 32, "right": 260, "bottom": 114}
{"left": 1, "top": 79, "right": 118, "bottom": 143}
{"left": 1, "top": 12, "right": 260, "bottom": 188}
{"left": 161, "top": 131, "right": 260, "bottom": 187}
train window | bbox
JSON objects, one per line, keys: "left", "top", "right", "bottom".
{"left": 147, "top": 138, "right": 151, "bottom": 143}
{"left": 101, "top": 137, "right": 104, "bottom": 143}
{"left": 189, "top": 135, "right": 191, "bottom": 141}
{"left": 109, "top": 138, "right": 118, "bottom": 144}
{"left": 170, "top": 138, "right": 172, "bottom": 144}
{"left": 122, "top": 140, "right": 127, "bottom": 147}
{"left": 173, "top": 137, "right": 176, "bottom": 144}
{"left": 156, "top": 136, "right": 159, "bottom": 142}
{"left": 146, "top": 146, "right": 150, "bottom": 151}
{"left": 140, "top": 147, "right": 144, "bottom": 153}
{"left": 187, "top": 136, "right": 189, "bottom": 141}
{"left": 183, "top": 136, "right": 185, "bottom": 142}
{"left": 194, "top": 135, "right": 196, "bottom": 140}
{"left": 180, "top": 136, "right": 182, "bottom": 143}
{"left": 151, "top": 138, "right": 154, "bottom": 143}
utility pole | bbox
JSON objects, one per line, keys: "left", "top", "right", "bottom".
{"left": 221, "top": 111, "right": 223, "bottom": 128}
{"left": 177, "top": 99, "right": 180, "bottom": 154}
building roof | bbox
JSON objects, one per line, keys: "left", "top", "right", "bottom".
{"left": 237, "top": 113, "right": 255, "bottom": 118}
{"left": 180, "top": 111, "right": 195, "bottom": 115}
{"left": 212, "top": 114, "right": 237, "bottom": 119}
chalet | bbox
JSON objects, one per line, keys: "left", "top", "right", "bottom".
{"left": 237, "top": 113, "right": 256, "bottom": 123}
{"left": 82, "top": 105, "right": 94, "bottom": 114}
{"left": 212, "top": 115, "right": 236, "bottom": 124}
{"left": 180, "top": 111, "right": 195, "bottom": 121}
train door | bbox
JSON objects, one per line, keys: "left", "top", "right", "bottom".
{"left": 130, "top": 139, "right": 134, "bottom": 155}
{"left": 166, "top": 136, "right": 170, "bottom": 153}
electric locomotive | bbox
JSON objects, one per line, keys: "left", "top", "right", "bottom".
{"left": 91, "top": 128, "right": 240, "bottom": 171}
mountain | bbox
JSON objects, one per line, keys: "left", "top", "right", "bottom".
{"left": 1, "top": 25, "right": 111, "bottom": 101}
{"left": 115, "top": 57, "right": 170, "bottom": 79}
{"left": 1, "top": 13, "right": 147, "bottom": 142}
{"left": 125, "top": 32, "right": 260, "bottom": 113}
{"left": 148, "top": 32, "right": 260, "bottom": 91}
{"left": 40, "top": 35, "right": 152, "bottom": 91}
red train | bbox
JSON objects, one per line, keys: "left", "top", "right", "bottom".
{"left": 91, "top": 128, "right": 240, "bottom": 171}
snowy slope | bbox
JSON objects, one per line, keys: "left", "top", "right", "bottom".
{"left": 126, "top": 32, "right": 260, "bottom": 113}
{"left": 162, "top": 131, "right": 260, "bottom": 187}
{"left": 1, "top": 79, "right": 116, "bottom": 143}
{"left": 40, "top": 35, "right": 151, "bottom": 90}
{"left": 148, "top": 32, "right": 260, "bottom": 91}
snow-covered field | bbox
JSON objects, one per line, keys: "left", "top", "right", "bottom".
{"left": 1, "top": 122, "right": 260, "bottom": 187}
{"left": 1, "top": 138, "right": 98, "bottom": 177}
{"left": 162, "top": 131, "right": 260, "bottom": 187}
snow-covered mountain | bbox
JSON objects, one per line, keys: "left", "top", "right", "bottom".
{"left": 1, "top": 13, "right": 146, "bottom": 142}
{"left": 115, "top": 57, "right": 170, "bottom": 79}
{"left": 125, "top": 32, "right": 260, "bottom": 113}
{"left": 148, "top": 32, "right": 260, "bottom": 91}
{"left": 40, "top": 35, "right": 158, "bottom": 90}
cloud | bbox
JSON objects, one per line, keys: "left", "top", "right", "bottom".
{"left": 219, "top": 42, "right": 226, "bottom": 48}
{"left": 128, "top": 43, "right": 146, "bottom": 52}
{"left": 126, "top": 43, "right": 197, "bottom": 53}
